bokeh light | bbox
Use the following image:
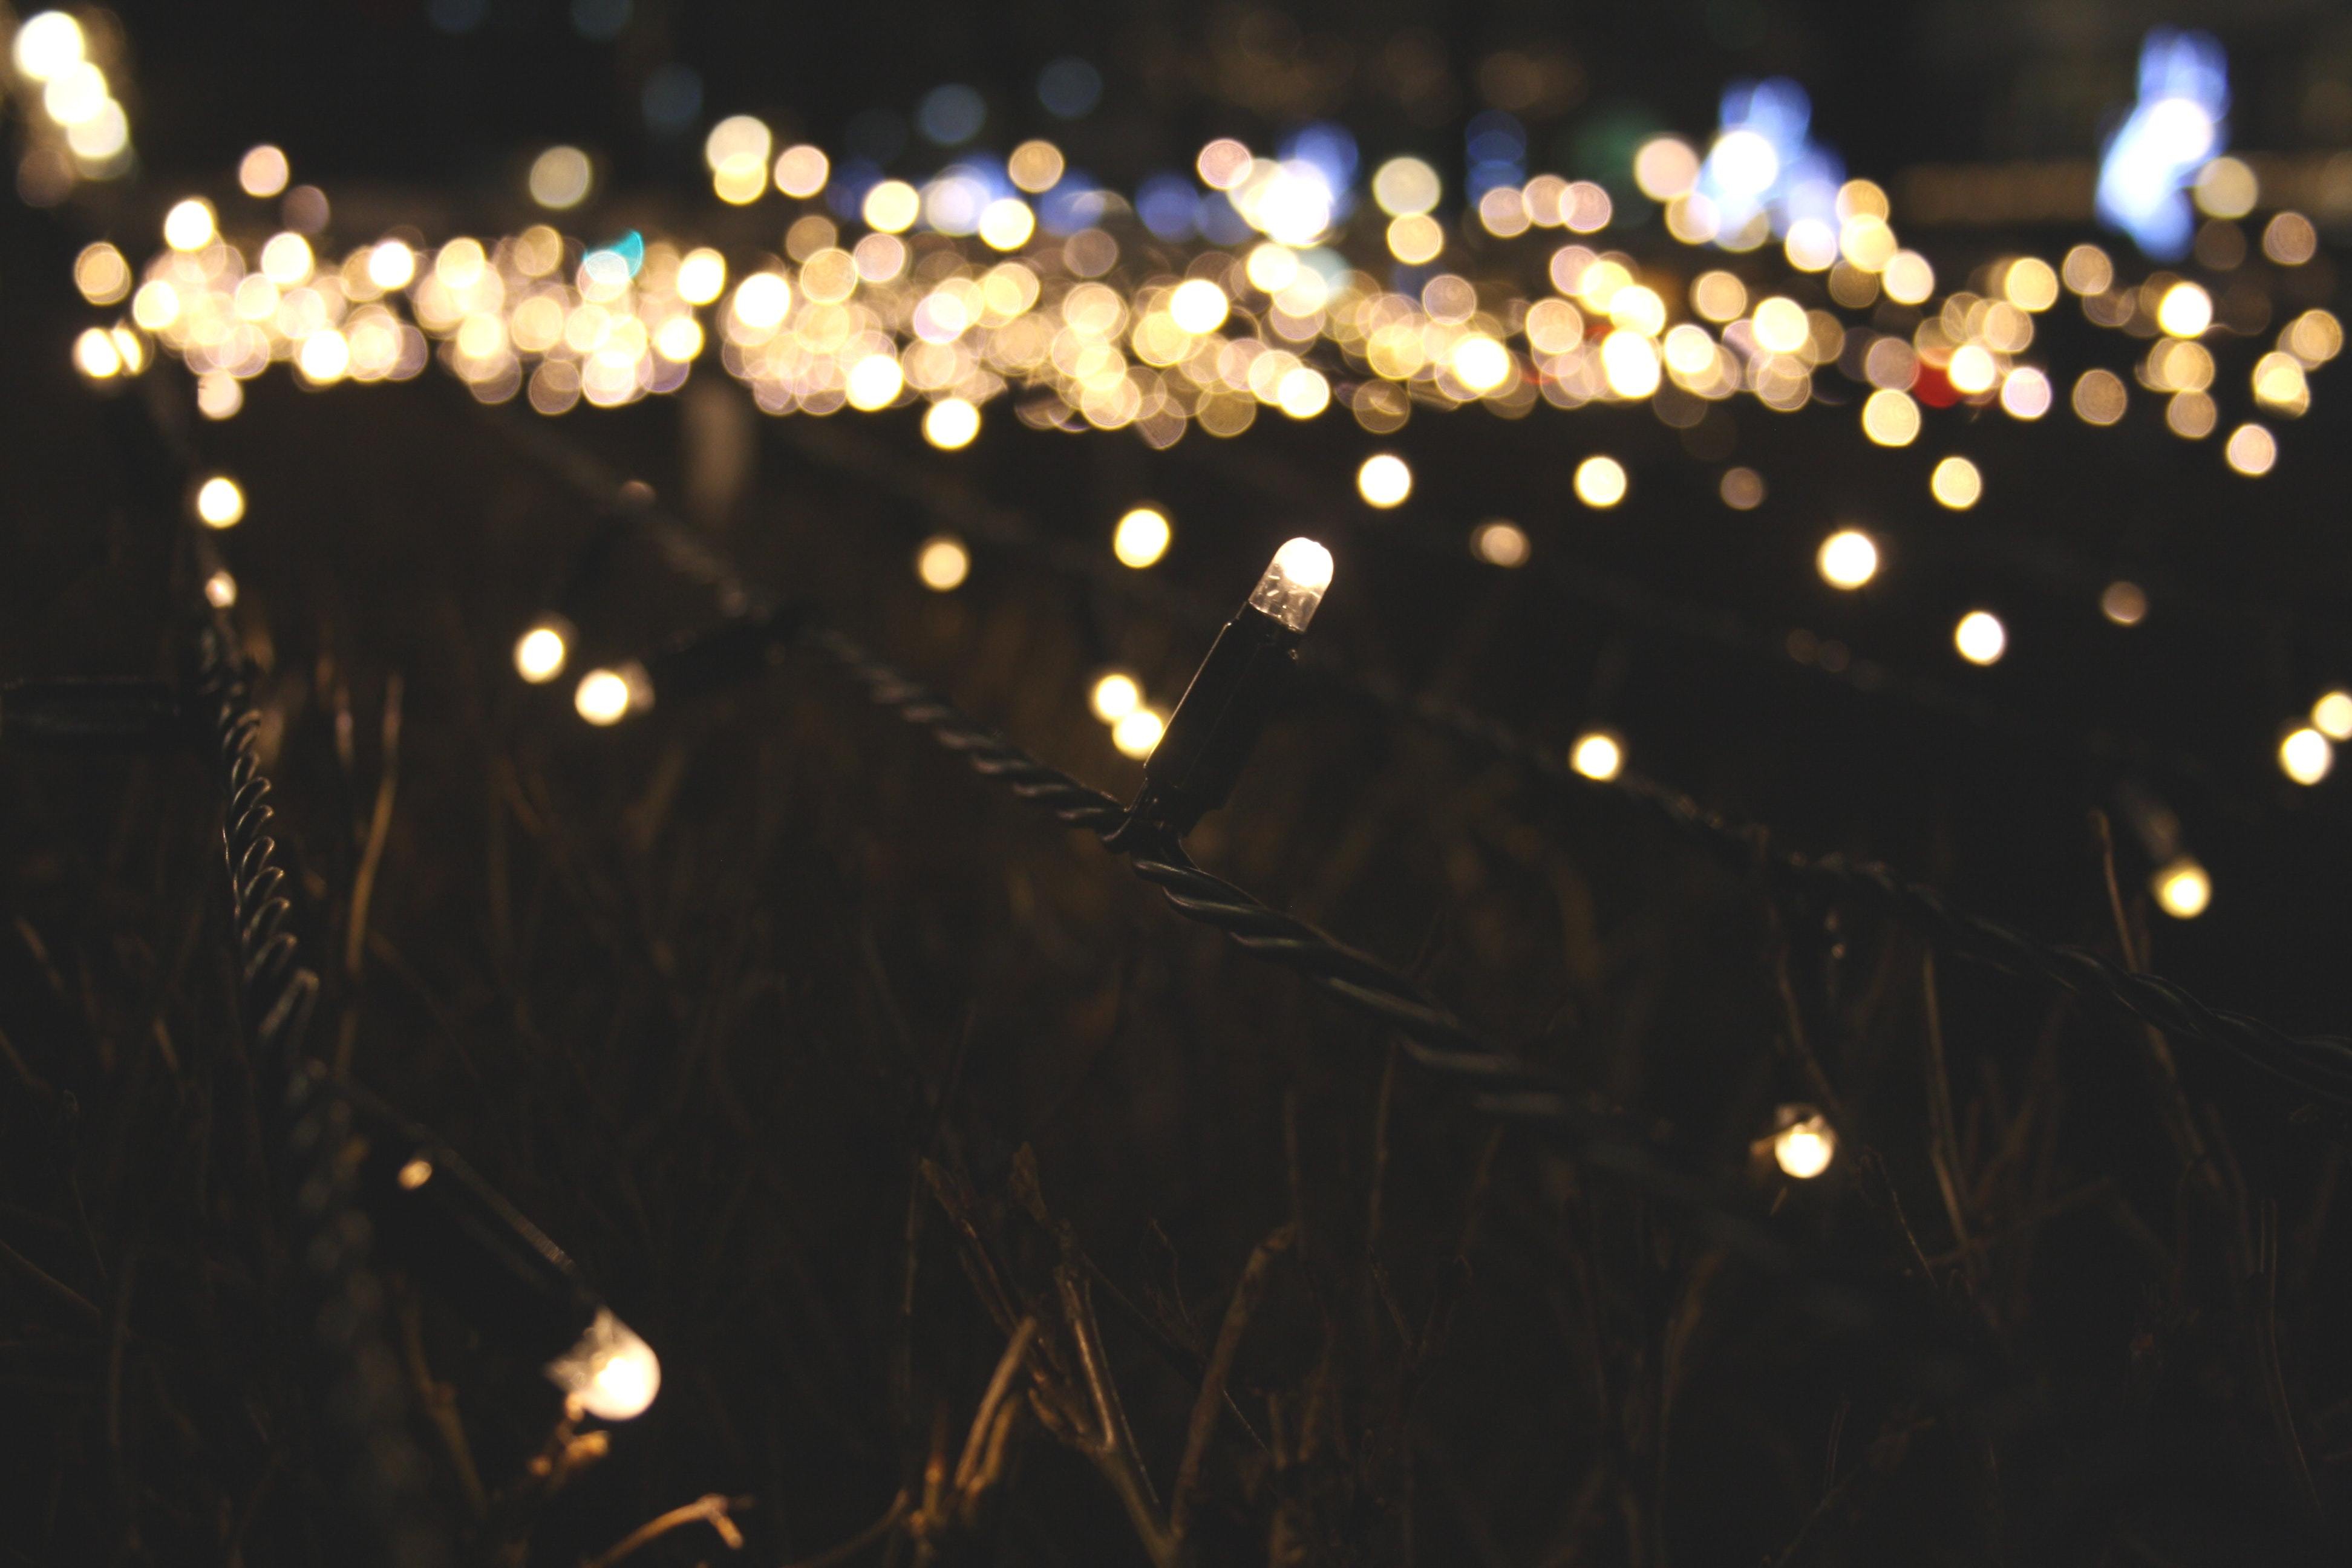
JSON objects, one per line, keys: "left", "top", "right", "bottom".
{"left": 1357, "top": 453, "right": 1412, "bottom": 508}
{"left": 195, "top": 475, "right": 245, "bottom": 528}
{"left": 916, "top": 534, "right": 970, "bottom": 591}
{"left": 1471, "top": 520, "right": 1529, "bottom": 567}
{"left": 2279, "top": 727, "right": 2334, "bottom": 786}
{"left": 1573, "top": 456, "right": 1627, "bottom": 509}
{"left": 1817, "top": 529, "right": 1877, "bottom": 589}
{"left": 1112, "top": 506, "right": 1172, "bottom": 568}
{"left": 2152, "top": 857, "right": 2211, "bottom": 920}
{"left": 1929, "top": 456, "right": 1982, "bottom": 509}
{"left": 1570, "top": 731, "right": 1623, "bottom": 781}
{"left": 1111, "top": 707, "right": 1166, "bottom": 759}
{"left": 1954, "top": 610, "right": 2007, "bottom": 666}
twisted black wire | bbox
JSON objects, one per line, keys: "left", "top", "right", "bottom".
{"left": 1367, "top": 675, "right": 2352, "bottom": 1109}
{"left": 766, "top": 421, "right": 2352, "bottom": 1113}
{"left": 799, "top": 624, "right": 1992, "bottom": 1373}
{"left": 189, "top": 607, "right": 449, "bottom": 1568}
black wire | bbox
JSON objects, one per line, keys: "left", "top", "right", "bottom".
{"left": 121, "top": 377, "right": 453, "bottom": 1568}
{"left": 757, "top": 416, "right": 2352, "bottom": 1114}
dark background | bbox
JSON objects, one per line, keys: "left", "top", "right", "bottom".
{"left": 4, "top": 2, "right": 2352, "bottom": 1564}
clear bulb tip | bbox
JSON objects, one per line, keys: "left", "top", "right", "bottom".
{"left": 546, "top": 1307, "right": 661, "bottom": 1422}
{"left": 1247, "top": 537, "right": 1334, "bottom": 633}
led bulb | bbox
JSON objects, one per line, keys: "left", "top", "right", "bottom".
{"left": 575, "top": 664, "right": 647, "bottom": 725}
{"left": 2279, "top": 727, "right": 2333, "bottom": 786}
{"left": 545, "top": 1308, "right": 661, "bottom": 1422}
{"left": 514, "top": 618, "right": 572, "bottom": 684}
{"left": 1772, "top": 1108, "right": 1836, "bottom": 1179}
{"left": 2314, "top": 690, "right": 2352, "bottom": 742}
{"left": 2152, "top": 856, "right": 2210, "bottom": 920}
{"left": 1089, "top": 671, "right": 1142, "bottom": 724}
{"left": 1246, "top": 538, "right": 1333, "bottom": 633}
{"left": 1569, "top": 731, "right": 1622, "bottom": 781}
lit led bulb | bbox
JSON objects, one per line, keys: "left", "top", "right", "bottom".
{"left": 1246, "top": 537, "right": 1334, "bottom": 633}
{"left": 1772, "top": 1107, "right": 1836, "bottom": 1179}
{"left": 513, "top": 617, "right": 573, "bottom": 684}
{"left": 544, "top": 1307, "right": 661, "bottom": 1422}
{"left": 1089, "top": 671, "right": 1142, "bottom": 724}
{"left": 1817, "top": 529, "right": 1877, "bottom": 589}
{"left": 575, "top": 664, "right": 648, "bottom": 725}
{"left": 2279, "top": 726, "right": 2333, "bottom": 786}
{"left": 203, "top": 570, "right": 238, "bottom": 609}
{"left": 1569, "top": 731, "right": 1622, "bottom": 781}
{"left": 2152, "top": 857, "right": 2210, "bottom": 920}
{"left": 1112, "top": 707, "right": 1166, "bottom": 759}
{"left": 2314, "top": 690, "right": 2352, "bottom": 742}
{"left": 1112, "top": 506, "right": 1172, "bottom": 569}
{"left": 916, "top": 534, "right": 970, "bottom": 592}
{"left": 195, "top": 475, "right": 246, "bottom": 529}
{"left": 1954, "top": 610, "right": 2007, "bottom": 666}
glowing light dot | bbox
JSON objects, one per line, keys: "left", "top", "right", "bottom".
{"left": 2157, "top": 281, "right": 2212, "bottom": 338}
{"left": 2152, "top": 858, "right": 2210, "bottom": 920}
{"left": 12, "top": 13, "right": 87, "bottom": 81}
{"left": 844, "top": 353, "right": 904, "bottom": 411}
{"left": 1999, "top": 368, "right": 2053, "bottom": 420}
{"left": 297, "top": 330, "right": 350, "bottom": 384}
{"left": 196, "top": 373, "right": 243, "bottom": 420}
{"left": 773, "top": 143, "right": 829, "bottom": 198}
{"left": 1168, "top": 278, "right": 1229, "bottom": 335}
{"left": 1945, "top": 344, "right": 1998, "bottom": 396}
{"left": 1632, "top": 137, "right": 1699, "bottom": 200}
{"left": 72, "top": 327, "right": 121, "bottom": 379}
{"left": 203, "top": 570, "right": 238, "bottom": 609}
{"left": 1751, "top": 297, "right": 1808, "bottom": 355}
{"left": 1573, "top": 456, "right": 1627, "bottom": 509}
{"left": 1471, "top": 520, "right": 1529, "bottom": 567}
{"left": 1929, "top": 457, "right": 1982, "bottom": 510}
{"left": 1112, "top": 708, "right": 1166, "bottom": 760}
{"left": 2101, "top": 581, "right": 2148, "bottom": 626}
{"left": 368, "top": 240, "right": 417, "bottom": 291}
{"left": 2223, "top": 423, "right": 2276, "bottom": 476}
{"left": 2002, "top": 256, "right": 2059, "bottom": 312}
{"left": 574, "top": 668, "right": 634, "bottom": 725}
{"left": 923, "top": 397, "right": 981, "bottom": 451}
{"left": 2298, "top": 688, "right": 2352, "bottom": 744}
{"left": 1954, "top": 610, "right": 2007, "bottom": 666}
{"left": 673, "top": 247, "right": 727, "bottom": 306}
{"left": 1371, "top": 156, "right": 1441, "bottom": 217}
{"left": 529, "top": 145, "right": 593, "bottom": 210}
{"left": 1357, "top": 453, "right": 1413, "bottom": 508}
{"left": 862, "top": 180, "right": 921, "bottom": 234}
{"left": 1774, "top": 1113, "right": 1836, "bottom": 1179}
{"left": 916, "top": 534, "right": 970, "bottom": 592}
{"left": 978, "top": 198, "right": 1035, "bottom": 251}
{"left": 1861, "top": 388, "right": 1921, "bottom": 446}
{"left": 2281, "top": 727, "right": 2334, "bottom": 786}
{"left": 231, "top": 145, "right": 290, "bottom": 201}
{"left": 1089, "top": 673, "right": 1142, "bottom": 724}
{"left": 1570, "top": 731, "right": 1623, "bottom": 782}
{"left": 1817, "top": 529, "right": 1878, "bottom": 589}
{"left": 1449, "top": 335, "right": 1512, "bottom": 394}
{"left": 195, "top": 476, "right": 245, "bottom": 529}
{"left": 163, "top": 198, "right": 216, "bottom": 252}
{"left": 514, "top": 622, "right": 570, "bottom": 684}
{"left": 1007, "top": 140, "right": 1064, "bottom": 194}
{"left": 1112, "top": 507, "right": 1172, "bottom": 568}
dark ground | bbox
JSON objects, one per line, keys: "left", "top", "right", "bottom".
{"left": 7, "top": 3, "right": 2352, "bottom": 1564}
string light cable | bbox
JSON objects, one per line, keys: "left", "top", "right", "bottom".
{"left": 503, "top": 400, "right": 2352, "bottom": 1122}
{"left": 725, "top": 416, "right": 2352, "bottom": 1111}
